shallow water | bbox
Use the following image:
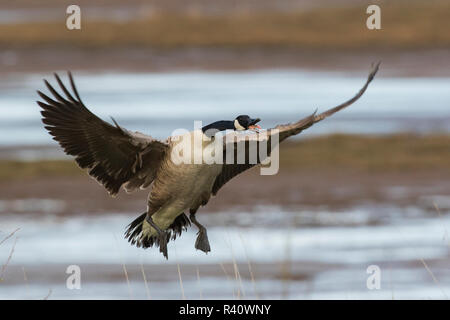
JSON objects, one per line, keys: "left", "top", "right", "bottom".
{"left": 0, "top": 205, "right": 449, "bottom": 299}
{"left": 1, "top": 70, "right": 450, "bottom": 148}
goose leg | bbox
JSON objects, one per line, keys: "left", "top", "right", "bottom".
{"left": 145, "top": 215, "right": 169, "bottom": 259}
{"left": 190, "top": 213, "right": 211, "bottom": 253}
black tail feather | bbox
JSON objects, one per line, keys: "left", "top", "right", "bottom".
{"left": 124, "top": 212, "right": 191, "bottom": 249}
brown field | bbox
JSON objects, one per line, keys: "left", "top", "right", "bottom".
{"left": 1, "top": 1, "right": 449, "bottom": 75}
{"left": 1, "top": 134, "right": 449, "bottom": 215}
{"left": 1, "top": 134, "right": 449, "bottom": 183}
{"left": 1, "top": 1, "right": 449, "bottom": 50}
{"left": 280, "top": 133, "right": 450, "bottom": 171}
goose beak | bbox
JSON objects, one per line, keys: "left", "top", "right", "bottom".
{"left": 248, "top": 118, "right": 261, "bottom": 130}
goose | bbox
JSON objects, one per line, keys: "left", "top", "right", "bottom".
{"left": 37, "top": 62, "right": 379, "bottom": 259}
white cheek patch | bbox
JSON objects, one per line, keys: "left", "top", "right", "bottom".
{"left": 234, "top": 119, "right": 246, "bottom": 131}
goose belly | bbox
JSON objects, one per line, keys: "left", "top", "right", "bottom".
{"left": 147, "top": 162, "right": 223, "bottom": 233}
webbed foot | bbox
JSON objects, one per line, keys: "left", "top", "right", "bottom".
{"left": 195, "top": 228, "right": 211, "bottom": 254}
{"left": 190, "top": 213, "right": 211, "bottom": 254}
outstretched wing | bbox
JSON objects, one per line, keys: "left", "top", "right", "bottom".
{"left": 212, "top": 62, "right": 380, "bottom": 195}
{"left": 37, "top": 72, "right": 169, "bottom": 196}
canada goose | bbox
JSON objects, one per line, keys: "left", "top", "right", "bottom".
{"left": 37, "top": 63, "right": 379, "bottom": 259}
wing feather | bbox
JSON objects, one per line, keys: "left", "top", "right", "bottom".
{"left": 37, "top": 72, "right": 168, "bottom": 196}
{"left": 212, "top": 62, "right": 380, "bottom": 195}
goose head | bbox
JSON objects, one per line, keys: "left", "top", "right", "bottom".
{"left": 201, "top": 115, "right": 261, "bottom": 137}
{"left": 234, "top": 115, "right": 261, "bottom": 131}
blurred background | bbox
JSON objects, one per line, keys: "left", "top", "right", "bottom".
{"left": 0, "top": 0, "right": 449, "bottom": 299}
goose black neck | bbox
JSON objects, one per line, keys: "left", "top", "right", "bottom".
{"left": 202, "top": 120, "right": 234, "bottom": 136}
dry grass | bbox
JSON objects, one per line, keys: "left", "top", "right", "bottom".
{"left": 0, "top": 228, "right": 20, "bottom": 246}
{"left": 0, "top": 235, "right": 18, "bottom": 281}
{"left": 196, "top": 266, "right": 203, "bottom": 299}
{"left": 433, "top": 202, "right": 450, "bottom": 249}
{"left": 43, "top": 289, "right": 52, "bottom": 300}
{"left": 0, "top": 229, "right": 20, "bottom": 292}
{"left": 280, "top": 133, "right": 450, "bottom": 172}
{"left": 177, "top": 262, "right": 186, "bottom": 299}
{"left": 219, "top": 262, "right": 236, "bottom": 299}
{"left": 0, "top": 159, "right": 81, "bottom": 181}
{"left": 1, "top": 1, "right": 449, "bottom": 50}
{"left": 140, "top": 262, "right": 151, "bottom": 299}
{"left": 239, "top": 234, "right": 259, "bottom": 299}
{"left": 420, "top": 258, "right": 448, "bottom": 299}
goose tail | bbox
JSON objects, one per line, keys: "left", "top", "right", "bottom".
{"left": 124, "top": 212, "right": 190, "bottom": 249}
